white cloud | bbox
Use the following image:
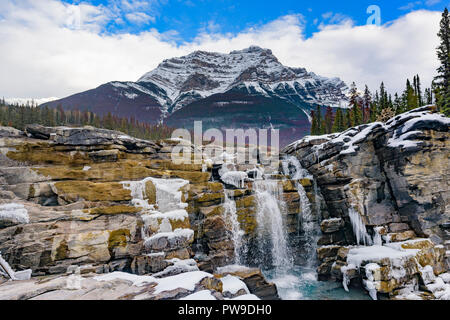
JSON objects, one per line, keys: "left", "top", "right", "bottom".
{"left": 125, "top": 12, "right": 155, "bottom": 24}
{"left": 0, "top": 0, "right": 441, "bottom": 100}
{"left": 425, "top": 0, "right": 442, "bottom": 6}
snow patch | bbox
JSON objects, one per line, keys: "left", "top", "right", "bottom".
{"left": 0, "top": 203, "right": 29, "bottom": 225}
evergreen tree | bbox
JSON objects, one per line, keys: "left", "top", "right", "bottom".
{"left": 405, "top": 79, "right": 418, "bottom": 111}
{"left": 434, "top": 8, "right": 450, "bottom": 116}
{"left": 349, "top": 82, "right": 362, "bottom": 126}
{"left": 332, "top": 108, "right": 345, "bottom": 133}
{"left": 315, "top": 105, "right": 323, "bottom": 135}
{"left": 393, "top": 93, "right": 403, "bottom": 115}
{"left": 310, "top": 110, "right": 318, "bottom": 135}
{"left": 362, "top": 85, "right": 372, "bottom": 123}
{"left": 345, "top": 109, "right": 352, "bottom": 128}
{"left": 324, "top": 106, "right": 334, "bottom": 134}
{"left": 379, "top": 82, "right": 389, "bottom": 112}
{"left": 414, "top": 75, "right": 423, "bottom": 107}
{"left": 425, "top": 88, "right": 433, "bottom": 105}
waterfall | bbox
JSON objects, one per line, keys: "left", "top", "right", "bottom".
{"left": 253, "top": 180, "right": 293, "bottom": 273}
{"left": 223, "top": 191, "right": 246, "bottom": 265}
{"left": 281, "top": 156, "right": 319, "bottom": 267}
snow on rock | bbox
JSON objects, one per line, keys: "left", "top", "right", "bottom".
{"left": 439, "top": 272, "right": 450, "bottom": 284}
{"left": 122, "top": 177, "right": 189, "bottom": 212}
{"left": 153, "top": 271, "right": 213, "bottom": 294}
{"left": 152, "top": 259, "right": 199, "bottom": 278}
{"left": 284, "top": 106, "right": 450, "bottom": 156}
{"left": 94, "top": 270, "right": 215, "bottom": 296}
{"left": 94, "top": 271, "right": 156, "bottom": 287}
{"left": 346, "top": 245, "right": 416, "bottom": 270}
{"left": 230, "top": 294, "right": 261, "bottom": 300}
{"left": 221, "top": 275, "right": 250, "bottom": 295}
{"left": 144, "top": 228, "right": 194, "bottom": 250}
{"left": 0, "top": 203, "right": 29, "bottom": 225}
{"left": 179, "top": 290, "right": 217, "bottom": 300}
{"left": 216, "top": 264, "right": 253, "bottom": 274}
{"left": 221, "top": 171, "right": 248, "bottom": 188}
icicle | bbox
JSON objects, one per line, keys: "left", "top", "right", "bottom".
{"left": 348, "top": 207, "right": 372, "bottom": 246}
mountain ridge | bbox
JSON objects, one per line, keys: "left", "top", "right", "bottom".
{"left": 42, "top": 46, "right": 349, "bottom": 146}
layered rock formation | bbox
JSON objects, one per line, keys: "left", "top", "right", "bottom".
{"left": 0, "top": 124, "right": 292, "bottom": 300}
{"left": 283, "top": 106, "right": 450, "bottom": 299}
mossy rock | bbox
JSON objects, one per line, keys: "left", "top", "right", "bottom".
{"left": 197, "top": 192, "right": 224, "bottom": 204}
{"left": 55, "top": 239, "right": 69, "bottom": 261}
{"left": 167, "top": 171, "right": 211, "bottom": 183}
{"left": 236, "top": 208, "right": 257, "bottom": 234}
{"left": 145, "top": 159, "right": 203, "bottom": 172}
{"left": 145, "top": 180, "right": 157, "bottom": 204}
{"left": 108, "top": 229, "right": 131, "bottom": 251}
{"left": 199, "top": 205, "right": 225, "bottom": 217}
{"left": 54, "top": 181, "right": 132, "bottom": 202}
{"left": 299, "top": 178, "right": 313, "bottom": 188}
{"left": 235, "top": 195, "right": 255, "bottom": 208}
{"left": 84, "top": 205, "right": 141, "bottom": 215}
{"left": 7, "top": 143, "right": 91, "bottom": 166}
{"left": 34, "top": 161, "right": 156, "bottom": 182}
{"left": 281, "top": 180, "right": 297, "bottom": 192}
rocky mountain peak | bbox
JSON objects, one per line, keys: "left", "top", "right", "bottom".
{"left": 137, "top": 46, "right": 348, "bottom": 113}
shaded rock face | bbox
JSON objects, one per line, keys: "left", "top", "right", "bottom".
{"left": 283, "top": 106, "right": 450, "bottom": 287}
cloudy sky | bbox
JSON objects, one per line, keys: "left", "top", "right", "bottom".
{"left": 0, "top": 0, "right": 447, "bottom": 100}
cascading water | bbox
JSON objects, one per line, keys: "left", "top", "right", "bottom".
{"left": 253, "top": 179, "right": 293, "bottom": 273}
{"left": 281, "top": 156, "right": 318, "bottom": 268}
{"left": 222, "top": 191, "right": 246, "bottom": 265}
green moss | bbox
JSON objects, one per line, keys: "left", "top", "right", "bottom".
{"left": 108, "top": 229, "right": 131, "bottom": 251}
{"left": 55, "top": 239, "right": 69, "bottom": 261}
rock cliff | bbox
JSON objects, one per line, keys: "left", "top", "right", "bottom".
{"left": 283, "top": 106, "right": 450, "bottom": 299}
{"left": 0, "top": 124, "right": 291, "bottom": 300}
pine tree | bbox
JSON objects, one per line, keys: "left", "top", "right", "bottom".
{"left": 310, "top": 110, "right": 317, "bottom": 135}
{"left": 425, "top": 88, "right": 433, "bottom": 105}
{"left": 434, "top": 8, "right": 450, "bottom": 116}
{"left": 415, "top": 75, "right": 423, "bottom": 107}
{"left": 345, "top": 109, "right": 352, "bottom": 128}
{"left": 405, "top": 79, "right": 418, "bottom": 111}
{"left": 324, "top": 106, "right": 333, "bottom": 134}
{"left": 332, "top": 108, "right": 345, "bottom": 133}
{"left": 393, "top": 93, "right": 403, "bottom": 115}
{"left": 315, "top": 105, "right": 323, "bottom": 135}
{"left": 348, "top": 82, "right": 362, "bottom": 126}
{"left": 362, "top": 85, "right": 372, "bottom": 123}
{"left": 379, "top": 82, "right": 388, "bottom": 112}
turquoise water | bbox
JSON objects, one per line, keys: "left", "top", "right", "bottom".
{"left": 263, "top": 266, "right": 371, "bottom": 300}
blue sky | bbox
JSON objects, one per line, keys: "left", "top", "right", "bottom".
{"left": 61, "top": 0, "right": 448, "bottom": 41}
{"left": 0, "top": 0, "right": 446, "bottom": 99}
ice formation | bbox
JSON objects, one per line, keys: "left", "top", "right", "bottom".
{"left": 0, "top": 203, "right": 29, "bottom": 225}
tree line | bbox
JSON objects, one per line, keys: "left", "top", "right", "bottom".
{"left": 0, "top": 101, "right": 174, "bottom": 141}
{"left": 310, "top": 75, "right": 431, "bottom": 135}
{"left": 311, "top": 7, "right": 450, "bottom": 135}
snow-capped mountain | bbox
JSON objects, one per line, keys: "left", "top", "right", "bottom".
{"left": 137, "top": 46, "right": 348, "bottom": 116}
{"left": 43, "top": 46, "right": 349, "bottom": 146}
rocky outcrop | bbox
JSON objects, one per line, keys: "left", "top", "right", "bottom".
{"left": 0, "top": 124, "right": 282, "bottom": 300}
{"left": 283, "top": 106, "right": 450, "bottom": 298}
